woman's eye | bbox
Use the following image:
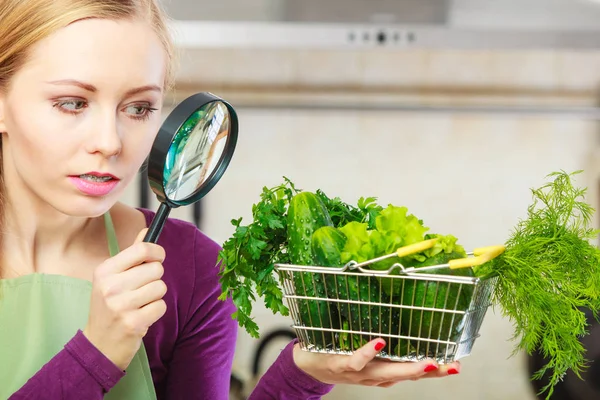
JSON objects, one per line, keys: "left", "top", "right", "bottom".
{"left": 54, "top": 99, "right": 87, "bottom": 113}
{"left": 126, "top": 105, "right": 147, "bottom": 115}
{"left": 124, "top": 104, "right": 157, "bottom": 121}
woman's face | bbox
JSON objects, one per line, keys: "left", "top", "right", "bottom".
{"left": 0, "top": 18, "right": 167, "bottom": 217}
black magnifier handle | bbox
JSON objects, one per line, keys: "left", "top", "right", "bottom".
{"left": 143, "top": 202, "right": 171, "bottom": 243}
{"left": 193, "top": 201, "right": 202, "bottom": 228}
{"left": 139, "top": 167, "right": 149, "bottom": 210}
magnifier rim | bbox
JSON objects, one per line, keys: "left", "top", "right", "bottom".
{"left": 169, "top": 102, "right": 238, "bottom": 206}
{"left": 146, "top": 92, "right": 238, "bottom": 207}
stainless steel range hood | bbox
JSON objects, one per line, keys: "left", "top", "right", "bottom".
{"left": 163, "top": 0, "right": 600, "bottom": 50}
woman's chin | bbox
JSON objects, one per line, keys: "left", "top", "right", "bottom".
{"left": 52, "top": 193, "right": 120, "bottom": 218}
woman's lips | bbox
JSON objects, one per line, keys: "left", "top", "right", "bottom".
{"left": 69, "top": 174, "right": 120, "bottom": 196}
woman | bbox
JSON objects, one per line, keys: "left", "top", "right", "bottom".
{"left": 0, "top": 0, "right": 461, "bottom": 399}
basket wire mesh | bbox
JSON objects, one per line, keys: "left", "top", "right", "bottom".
{"left": 275, "top": 253, "right": 498, "bottom": 363}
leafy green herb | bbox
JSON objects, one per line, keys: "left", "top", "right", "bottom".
{"left": 316, "top": 191, "right": 383, "bottom": 229}
{"left": 217, "top": 177, "right": 300, "bottom": 338}
{"left": 484, "top": 170, "right": 600, "bottom": 399}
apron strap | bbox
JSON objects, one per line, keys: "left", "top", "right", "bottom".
{"left": 103, "top": 212, "right": 120, "bottom": 257}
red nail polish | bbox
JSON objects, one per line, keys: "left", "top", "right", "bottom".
{"left": 424, "top": 364, "right": 438, "bottom": 373}
{"left": 448, "top": 368, "right": 459, "bottom": 375}
{"left": 374, "top": 342, "right": 385, "bottom": 351}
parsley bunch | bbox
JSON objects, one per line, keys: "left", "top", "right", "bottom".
{"left": 217, "top": 178, "right": 299, "bottom": 338}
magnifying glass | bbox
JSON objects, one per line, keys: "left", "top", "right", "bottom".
{"left": 143, "top": 92, "right": 238, "bottom": 243}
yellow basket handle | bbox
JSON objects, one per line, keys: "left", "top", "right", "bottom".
{"left": 448, "top": 245, "right": 506, "bottom": 269}
{"left": 394, "top": 238, "right": 439, "bottom": 257}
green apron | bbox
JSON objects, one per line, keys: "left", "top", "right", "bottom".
{"left": 0, "top": 212, "right": 157, "bottom": 399}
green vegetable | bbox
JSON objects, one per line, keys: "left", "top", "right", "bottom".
{"left": 315, "top": 191, "right": 383, "bottom": 229}
{"left": 479, "top": 170, "right": 600, "bottom": 399}
{"left": 340, "top": 275, "right": 392, "bottom": 351}
{"left": 311, "top": 226, "right": 347, "bottom": 270}
{"left": 311, "top": 226, "right": 348, "bottom": 346}
{"left": 217, "top": 178, "right": 300, "bottom": 338}
{"left": 287, "top": 192, "right": 339, "bottom": 349}
{"left": 395, "top": 235, "right": 474, "bottom": 357}
{"left": 336, "top": 205, "right": 429, "bottom": 270}
{"left": 312, "top": 226, "right": 393, "bottom": 351}
{"left": 332, "top": 208, "right": 430, "bottom": 353}
{"left": 335, "top": 215, "right": 470, "bottom": 356}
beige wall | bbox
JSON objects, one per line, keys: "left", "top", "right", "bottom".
{"left": 119, "top": 48, "right": 600, "bottom": 400}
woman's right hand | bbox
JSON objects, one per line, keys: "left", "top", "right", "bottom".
{"left": 83, "top": 228, "right": 168, "bottom": 370}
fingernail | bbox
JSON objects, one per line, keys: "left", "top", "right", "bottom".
{"left": 424, "top": 364, "right": 438, "bottom": 373}
{"left": 448, "top": 368, "right": 459, "bottom": 375}
{"left": 374, "top": 342, "right": 385, "bottom": 351}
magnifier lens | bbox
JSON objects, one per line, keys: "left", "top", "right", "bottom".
{"left": 163, "top": 101, "right": 231, "bottom": 202}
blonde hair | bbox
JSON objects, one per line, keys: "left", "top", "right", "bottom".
{"left": 0, "top": 0, "right": 176, "bottom": 92}
{"left": 0, "top": 0, "right": 177, "bottom": 279}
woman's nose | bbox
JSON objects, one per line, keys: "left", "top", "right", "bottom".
{"left": 85, "top": 113, "right": 123, "bottom": 157}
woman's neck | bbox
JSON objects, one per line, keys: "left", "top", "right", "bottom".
{"left": 1, "top": 195, "right": 105, "bottom": 277}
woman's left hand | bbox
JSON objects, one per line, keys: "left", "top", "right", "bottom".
{"left": 293, "top": 338, "right": 460, "bottom": 388}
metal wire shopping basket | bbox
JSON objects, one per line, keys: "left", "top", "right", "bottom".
{"left": 274, "top": 238, "right": 504, "bottom": 363}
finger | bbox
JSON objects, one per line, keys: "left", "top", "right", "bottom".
{"left": 125, "top": 279, "right": 168, "bottom": 309}
{"left": 114, "top": 261, "right": 164, "bottom": 292}
{"left": 428, "top": 361, "right": 461, "bottom": 377}
{"left": 395, "top": 360, "right": 461, "bottom": 380}
{"left": 103, "top": 242, "right": 166, "bottom": 274}
{"left": 135, "top": 228, "right": 149, "bottom": 244}
{"left": 138, "top": 298, "right": 167, "bottom": 326}
{"left": 357, "top": 357, "right": 441, "bottom": 382}
{"left": 343, "top": 338, "right": 386, "bottom": 372}
{"left": 360, "top": 378, "right": 402, "bottom": 388}
{"left": 378, "top": 380, "right": 400, "bottom": 388}
{"left": 354, "top": 378, "right": 386, "bottom": 387}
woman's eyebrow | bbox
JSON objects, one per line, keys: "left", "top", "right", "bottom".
{"left": 45, "top": 79, "right": 162, "bottom": 96}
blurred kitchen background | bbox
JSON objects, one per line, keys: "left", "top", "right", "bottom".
{"left": 121, "top": 0, "right": 600, "bottom": 399}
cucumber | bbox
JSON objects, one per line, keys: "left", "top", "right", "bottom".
{"left": 311, "top": 226, "right": 346, "bottom": 340}
{"left": 311, "top": 226, "right": 346, "bottom": 269}
{"left": 312, "top": 226, "right": 397, "bottom": 353}
{"left": 288, "top": 192, "right": 334, "bottom": 265}
{"left": 397, "top": 251, "right": 475, "bottom": 358}
{"left": 287, "top": 192, "right": 339, "bottom": 349}
{"left": 346, "top": 276, "right": 394, "bottom": 351}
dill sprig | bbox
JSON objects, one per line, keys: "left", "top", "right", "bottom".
{"left": 489, "top": 170, "right": 600, "bottom": 399}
